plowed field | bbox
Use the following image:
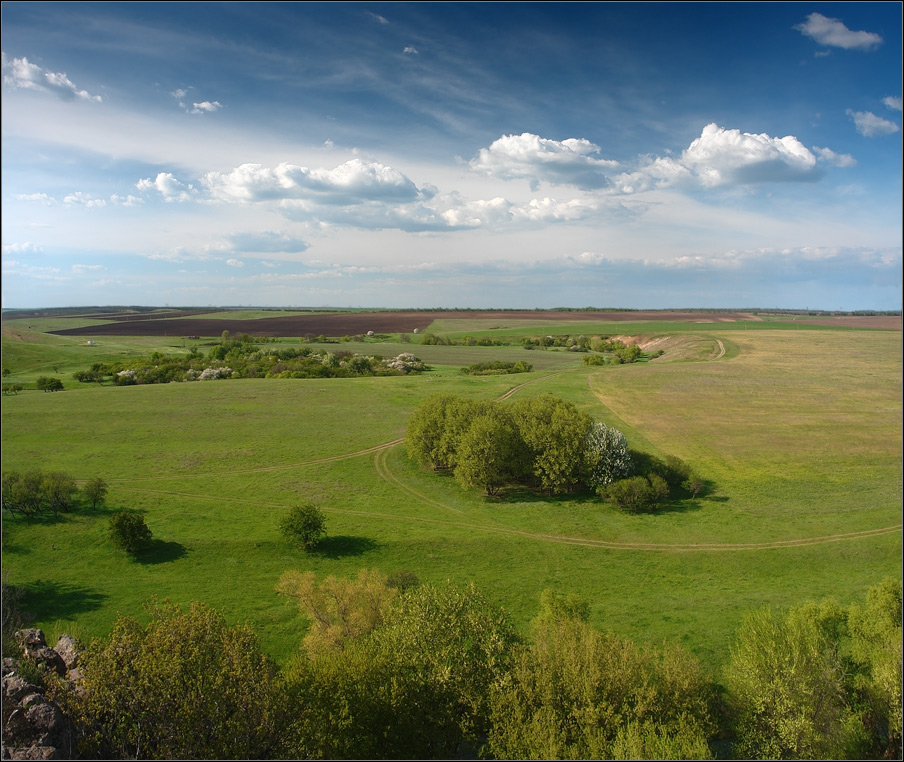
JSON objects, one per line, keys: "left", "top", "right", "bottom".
{"left": 45, "top": 309, "right": 773, "bottom": 338}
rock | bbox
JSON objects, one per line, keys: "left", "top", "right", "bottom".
{"left": 2, "top": 675, "right": 39, "bottom": 705}
{"left": 26, "top": 652, "right": 64, "bottom": 680}
{"left": 50, "top": 639, "right": 78, "bottom": 673}
{"left": 13, "top": 632, "right": 45, "bottom": 655}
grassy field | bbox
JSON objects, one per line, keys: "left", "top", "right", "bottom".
{"left": 1, "top": 319, "right": 901, "bottom": 672}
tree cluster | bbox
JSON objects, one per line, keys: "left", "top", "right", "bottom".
{"left": 1, "top": 470, "right": 107, "bottom": 517}
{"left": 406, "top": 394, "right": 702, "bottom": 508}
{"left": 72, "top": 343, "right": 427, "bottom": 387}
{"left": 51, "top": 576, "right": 900, "bottom": 759}
{"left": 406, "top": 394, "right": 594, "bottom": 496}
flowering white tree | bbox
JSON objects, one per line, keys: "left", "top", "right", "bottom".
{"left": 384, "top": 353, "right": 426, "bottom": 373}
{"left": 583, "top": 422, "right": 632, "bottom": 488}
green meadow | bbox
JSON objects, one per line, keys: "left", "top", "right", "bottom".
{"left": 1, "top": 318, "right": 901, "bottom": 670}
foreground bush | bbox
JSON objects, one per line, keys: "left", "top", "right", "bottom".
{"left": 65, "top": 600, "right": 279, "bottom": 760}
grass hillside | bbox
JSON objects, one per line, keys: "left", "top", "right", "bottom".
{"left": 1, "top": 320, "right": 900, "bottom": 670}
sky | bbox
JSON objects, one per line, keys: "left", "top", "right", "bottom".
{"left": 1, "top": 2, "right": 901, "bottom": 310}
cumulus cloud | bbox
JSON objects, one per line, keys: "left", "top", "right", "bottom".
{"left": 403, "top": 46, "right": 419, "bottom": 55}
{"left": 612, "top": 123, "right": 823, "bottom": 191}
{"left": 201, "top": 158, "right": 421, "bottom": 204}
{"left": 136, "top": 172, "right": 197, "bottom": 202}
{"left": 63, "top": 192, "right": 106, "bottom": 207}
{"left": 2, "top": 52, "right": 102, "bottom": 101}
{"left": 847, "top": 109, "right": 900, "bottom": 137}
{"left": 190, "top": 100, "right": 222, "bottom": 114}
{"left": 469, "top": 133, "right": 619, "bottom": 190}
{"left": 226, "top": 259, "right": 244, "bottom": 268}
{"left": 883, "top": 95, "right": 903, "bottom": 112}
{"left": 795, "top": 13, "right": 883, "bottom": 51}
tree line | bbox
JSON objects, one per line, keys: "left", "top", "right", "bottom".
{"left": 23, "top": 574, "right": 901, "bottom": 760}
{"left": 1, "top": 469, "right": 107, "bottom": 517}
{"left": 406, "top": 393, "right": 703, "bottom": 507}
{"left": 69, "top": 340, "right": 427, "bottom": 387}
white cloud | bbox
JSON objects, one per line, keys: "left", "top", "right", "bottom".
{"left": 190, "top": 100, "right": 222, "bottom": 114}
{"left": 200, "top": 158, "right": 421, "bottom": 204}
{"left": 469, "top": 132, "right": 619, "bottom": 190}
{"left": 136, "top": 172, "right": 197, "bottom": 202}
{"left": 13, "top": 192, "right": 56, "bottom": 205}
{"left": 72, "top": 264, "right": 105, "bottom": 273}
{"left": 812, "top": 146, "right": 857, "bottom": 168}
{"left": 2, "top": 52, "right": 102, "bottom": 102}
{"left": 63, "top": 192, "right": 106, "bottom": 207}
{"left": 365, "top": 11, "right": 389, "bottom": 25}
{"left": 883, "top": 96, "right": 903, "bottom": 112}
{"left": 226, "top": 258, "right": 244, "bottom": 267}
{"left": 110, "top": 194, "right": 144, "bottom": 207}
{"left": 794, "top": 13, "right": 883, "bottom": 51}
{"left": 2, "top": 242, "right": 43, "bottom": 255}
{"left": 847, "top": 109, "right": 900, "bottom": 137}
{"left": 613, "top": 124, "right": 822, "bottom": 191}
{"left": 403, "top": 46, "right": 419, "bottom": 55}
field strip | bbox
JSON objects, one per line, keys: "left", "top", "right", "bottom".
{"left": 104, "top": 438, "right": 406, "bottom": 482}
{"left": 112, "top": 483, "right": 902, "bottom": 552}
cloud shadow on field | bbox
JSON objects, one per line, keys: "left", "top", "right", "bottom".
{"left": 313, "top": 535, "right": 379, "bottom": 559}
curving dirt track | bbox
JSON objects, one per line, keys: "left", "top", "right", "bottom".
{"left": 46, "top": 309, "right": 767, "bottom": 338}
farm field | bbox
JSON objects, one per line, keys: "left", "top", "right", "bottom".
{"left": 1, "top": 312, "right": 901, "bottom": 672}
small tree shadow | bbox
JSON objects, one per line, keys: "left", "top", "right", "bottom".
{"left": 20, "top": 580, "right": 108, "bottom": 622}
{"left": 134, "top": 539, "right": 188, "bottom": 565}
{"left": 313, "top": 535, "right": 378, "bottom": 559}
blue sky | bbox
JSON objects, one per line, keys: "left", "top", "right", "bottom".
{"left": 2, "top": 2, "right": 901, "bottom": 309}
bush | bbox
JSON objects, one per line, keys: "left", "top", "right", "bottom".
{"left": 280, "top": 503, "right": 326, "bottom": 551}
{"left": 108, "top": 511, "right": 152, "bottom": 553}
{"left": 66, "top": 600, "right": 279, "bottom": 760}
{"left": 601, "top": 475, "right": 668, "bottom": 513}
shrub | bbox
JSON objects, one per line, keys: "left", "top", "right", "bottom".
{"left": 279, "top": 503, "right": 326, "bottom": 551}
{"left": 108, "top": 511, "right": 152, "bottom": 553}
{"left": 601, "top": 475, "right": 667, "bottom": 513}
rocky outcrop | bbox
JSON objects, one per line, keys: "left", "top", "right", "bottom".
{"left": 2, "top": 630, "right": 81, "bottom": 760}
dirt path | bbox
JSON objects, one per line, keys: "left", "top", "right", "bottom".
{"left": 713, "top": 338, "right": 726, "bottom": 360}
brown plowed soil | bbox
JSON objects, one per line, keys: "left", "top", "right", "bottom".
{"left": 45, "top": 310, "right": 772, "bottom": 338}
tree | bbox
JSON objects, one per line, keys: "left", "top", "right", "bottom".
{"left": 2, "top": 469, "right": 47, "bottom": 516}
{"left": 275, "top": 568, "right": 397, "bottom": 656}
{"left": 109, "top": 511, "right": 152, "bottom": 554}
{"left": 82, "top": 477, "right": 108, "bottom": 509}
{"left": 36, "top": 376, "right": 64, "bottom": 392}
{"left": 41, "top": 471, "right": 79, "bottom": 514}
{"left": 406, "top": 394, "right": 460, "bottom": 470}
{"left": 454, "top": 407, "right": 524, "bottom": 496}
{"left": 487, "top": 615, "right": 713, "bottom": 760}
{"left": 724, "top": 600, "right": 854, "bottom": 759}
{"left": 279, "top": 503, "right": 326, "bottom": 551}
{"left": 64, "top": 599, "right": 279, "bottom": 760}
{"left": 847, "top": 578, "right": 903, "bottom": 758}
{"left": 583, "top": 422, "right": 633, "bottom": 489}
{"left": 509, "top": 395, "right": 592, "bottom": 494}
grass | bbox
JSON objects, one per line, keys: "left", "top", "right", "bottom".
{"left": 1, "top": 321, "right": 901, "bottom": 672}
